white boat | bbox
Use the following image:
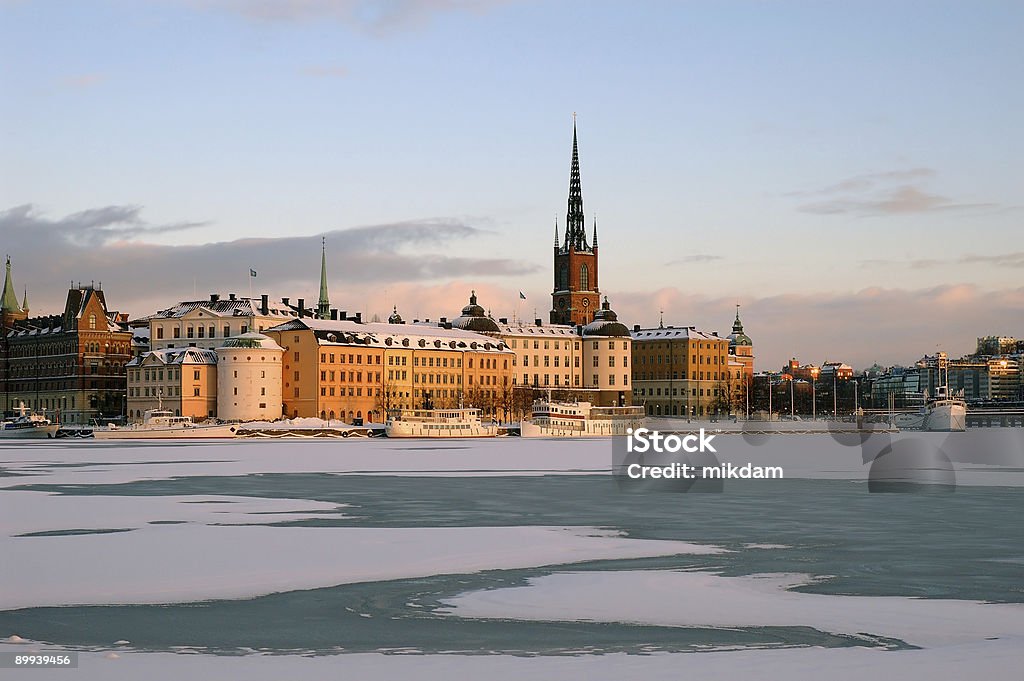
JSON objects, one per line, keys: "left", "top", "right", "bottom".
{"left": 0, "top": 403, "right": 59, "bottom": 439}
{"left": 521, "top": 399, "right": 646, "bottom": 438}
{"left": 893, "top": 385, "right": 967, "bottom": 432}
{"left": 385, "top": 408, "right": 496, "bottom": 438}
{"left": 892, "top": 356, "right": 966, "bottom": 432}
{"left": 93, "top": 409, "right": 239, "bottom": 439}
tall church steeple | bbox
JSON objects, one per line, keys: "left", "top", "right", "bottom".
{"left": 317, "top": 237, "right": 330, "bottom": 320}
{"left": 551, "top": 116, "right": 600, "bottom": 326}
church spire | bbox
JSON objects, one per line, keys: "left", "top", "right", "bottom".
{"left": 565, "top": 113, "right": 589, "bottom": 252}
{"left": 733, "top": 303, "right": 743, "bottom": 333}
{"left": 21, "top": 287, "right": 28, "bottom": 314}
{"left": 2, "top": 256, "right": 21, "bottom": 312}
{"left": 317, "top": 236, "right": 330, "bottom": 319}
{"left": 592, "top": 215, "right": 598, "bottom": 248}
{"left": 554, "top": 217, "right": 559, "bottom": 249}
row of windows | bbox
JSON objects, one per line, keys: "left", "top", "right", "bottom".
{"left": 511, "top": 374, "right": 630, "bottom": 388}
{"left": 156, "top": 324, "right": 249, "bottom": 340}
{"left": 633, "top": 387, "right": 721, "bottom": 397}
{"left": 637, "top": 354, "right": 728, "bottom": 365}
{"left": 633, "top": 371, "right": 725, "bottom": 381}
{"left": 6, "top": 341, "right": 130, "bottom": 357}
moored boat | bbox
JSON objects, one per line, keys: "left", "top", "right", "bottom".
{"left": 385, "top": 408, "right": 496, "bottom": 438}
{"left": 93, "top": 409, "right": 238, "bottom": 439}
{"left": 521, "top": 399, "right": 645, "bottom": 438}
{"left": 0, "top": 403, "right": 59, "bottom": 439}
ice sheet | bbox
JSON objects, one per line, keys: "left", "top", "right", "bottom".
{"left": 0, "top": 527, "right": 721, "bottom": 610}
{"left": 442, "top": 570, "right": 1024, "bottom": 648}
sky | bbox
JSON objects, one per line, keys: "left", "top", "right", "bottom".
{"left": 1, "top": 0, "right": 1022, "bottom": 370}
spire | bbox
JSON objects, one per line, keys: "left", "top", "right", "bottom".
{"left": 317, "top": 236, "right": 330, "bottom": 319}
{"left": 21, "top": 286, "right": 28, "bottom": 314}
{"left": 2, "top": 256, "right": 21, "bottom": 312}
{"left": 554, "top": 217, "right": 559, "bottom": 249}
{"left": 733, "top": 303, "right": 743, "bottom": 333}
{"left": 592, "top": 215, "right": 598, "bottom": 248}
{"left": 565, "top": 113, "right": 589, "bottom": 251}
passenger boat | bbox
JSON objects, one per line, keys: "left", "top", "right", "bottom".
{"left": 93, "top": 409, "right": 238, "bottom": 439}
{"left": 891, "top": 357, "right": 967, "bottom": 432}
{"left": 521, "top": 399, "right": 646, "bottom": 437}
{"left": 385, "top": 408, "right": 497, "bottom": 438}
{"left": 0, "top": 403, "right": 59, "bottom": 439}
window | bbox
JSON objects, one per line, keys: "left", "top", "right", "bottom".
{"left": 224, "top": 325, "right": 231, "bottom": 338}
{"left": 156, "top": 327, "right": 164, "bottom": 339}
{"left": 193, "top": 370, "right": 200, "bottom": 380}
{"left": 88, "top": 314, "right": 96, "bottom": 329}
{"left": 580, "top": 264, "right": 589, "bottom": 290}
{"left": 173, "top": 327, "right": 180, "bottom": 339}
{"left": 194, "top": 388, "right": 200, "bottom": 397}
{"left": 198, "top": 326, "right": 205, "bottom": 338}
{"left": 609, "top": 356, "right": 615, "bottom": 367}
{"left": 609, "top": 375, "right": 615, "bottom": 386}
{"left": 187, "top": 326, "right": 194, "bottom": 338}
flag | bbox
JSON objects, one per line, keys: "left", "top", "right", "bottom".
{"left": 250, "top": 269, "right": 257, "bottom": 277}
{"left": 519, "top": 291, "right": 527, "bottom": 300}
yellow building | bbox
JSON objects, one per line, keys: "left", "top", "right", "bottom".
{"left": 126, "top": 347, "right": 218, "bottom": 422}
{"left": 137, "top": 293, "right": 302, "bottom": 351}
{"left": 265, "top": 318, "right": 514, "bottom": 423}
{"left": 630, "top": 325, "right": 733, "bottom": 418}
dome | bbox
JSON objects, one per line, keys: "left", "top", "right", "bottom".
{"left": 728, "top": 306, "right": 753, "bottom": 347}
{"left": 582, "top": 298, "right": 630, "bottom": 337}
{"left": 452, "top": 290, "right": 500, "bottom": 333}
{"left": 388, "top": 306, "right": 404, "bottom": 324}
{"left": 218, "top": 332, "right": 283, "bottom": 351}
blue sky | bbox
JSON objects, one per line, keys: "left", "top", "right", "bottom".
{"left": 1, "top": 0, "right": 1022, "bottom": 369}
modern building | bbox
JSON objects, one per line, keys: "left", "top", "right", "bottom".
{"left": 125, "top": 347, "right": 218, "bottom": 422}
{"left": 216, "top": 333, "right": 284, "bottom": 422}
{"left": 3, "top": 281, "right": 134, "bottom": 423}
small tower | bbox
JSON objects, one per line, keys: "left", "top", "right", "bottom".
{"left": 1, "top": 256, "right": 27, "bottom": 328}
{"left": 317, "top": 237, "right": 330, "bottom": 320}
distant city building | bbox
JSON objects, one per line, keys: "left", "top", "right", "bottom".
{"left": 216, "top": 333, "right": 284, "bottom": 422}
{"left": 976, "top": 336, "right": 1019, "bottom": 357}
{"left": 727, "top": 305, "right": 754, "bottom": 381}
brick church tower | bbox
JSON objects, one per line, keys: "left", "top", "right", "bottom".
{"left": 550, "top": 118, "right": 600, "bottom": 326}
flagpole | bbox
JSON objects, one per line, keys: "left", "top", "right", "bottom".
{"left": 248, "top": 268, "right": 253, "bottom": 300}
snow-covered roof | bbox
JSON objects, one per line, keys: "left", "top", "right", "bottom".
{"left": 631, "top": 327, "right": 725, "bottom": 342}
{"left": 138, "top": 297, "right": 299, "bottom": 322}
{"left": 495, "top": 322, "right": 579, "bottom": 337}
{"left": 266, "top": 318, "right": 512, "bottom": 353}
{"left": 217, "top": 332, "right": 283, "bottom": 352}
{"left": 127, "top": 347, "right": 218, "bottom": 367}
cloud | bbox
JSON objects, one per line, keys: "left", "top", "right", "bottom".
{"left": 609, "top": 284, "right": 1024, "bottom": 372}
{"left": 788, "top": 168, "right": 996, "bottom": 216}
{"left": 61, "top": 73, "right": 105, "bottom": 89}
{"left": 301, "top": 65, "right": 349, "bottom": 78}
{"left": 665, "top": 254, "right": 723, "bottom": 265}
{"left": 0, "top": 204, "right": 537, "bottom": 320}
{"left": 188, "top": 0, "right": 510, "bottom": 33}
{"left": 862, "top": 252, "right": 1024, "bottom": 270}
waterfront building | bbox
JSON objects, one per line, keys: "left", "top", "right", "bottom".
{"left": 630, "top": 325, "right": 733, "bottom": 417}
{"left": 216, "top": 333, "right": 284, "bottom": 422}
{"left": 3, "top": 282, "right": 133, "bottom": 423}
{"left": 125, "top": 347, "right": 218, "bottom": 422}
{"left": 265, "top": 318, "right": 514, "bottom": 422}
{"left": 727, "top": 305, "right": 754, "bottom": 381}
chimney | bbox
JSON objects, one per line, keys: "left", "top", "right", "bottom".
{"left": 354, "top": 312, "right": 362, "bottom": 323}
{"left": 228, "top": 293, "right": 236, "bottom": 301}
{"left": 443, "top": 322, "right": 452, "bottom": 330}
{"left": 499, "top": 317, "right": 508, "bottom": 324}
{"left": 282, "top": 297, "right": 290, "bottom": 306}
{"left": 330, "top": 309, "right": 338, "bottom": 320}
{"left": 440, "top": 317, "right": 447, "bottom": 324}
{"left": 633, "top": 324, "right": 641, "bottom": 332}
{"left": 297, "top": 298, "right": 305, "bottom": 317}
{"left": 260, "top": 294, "right": 269, "bottom": 315}
{"left": 535, "top": 318, "right": 542, "bottom": 327}
{"left": 339, "top": 310, "right": 347, "bottom": 320}
{"left": 210, "top": 293, "right": 220, "bottom": 303}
